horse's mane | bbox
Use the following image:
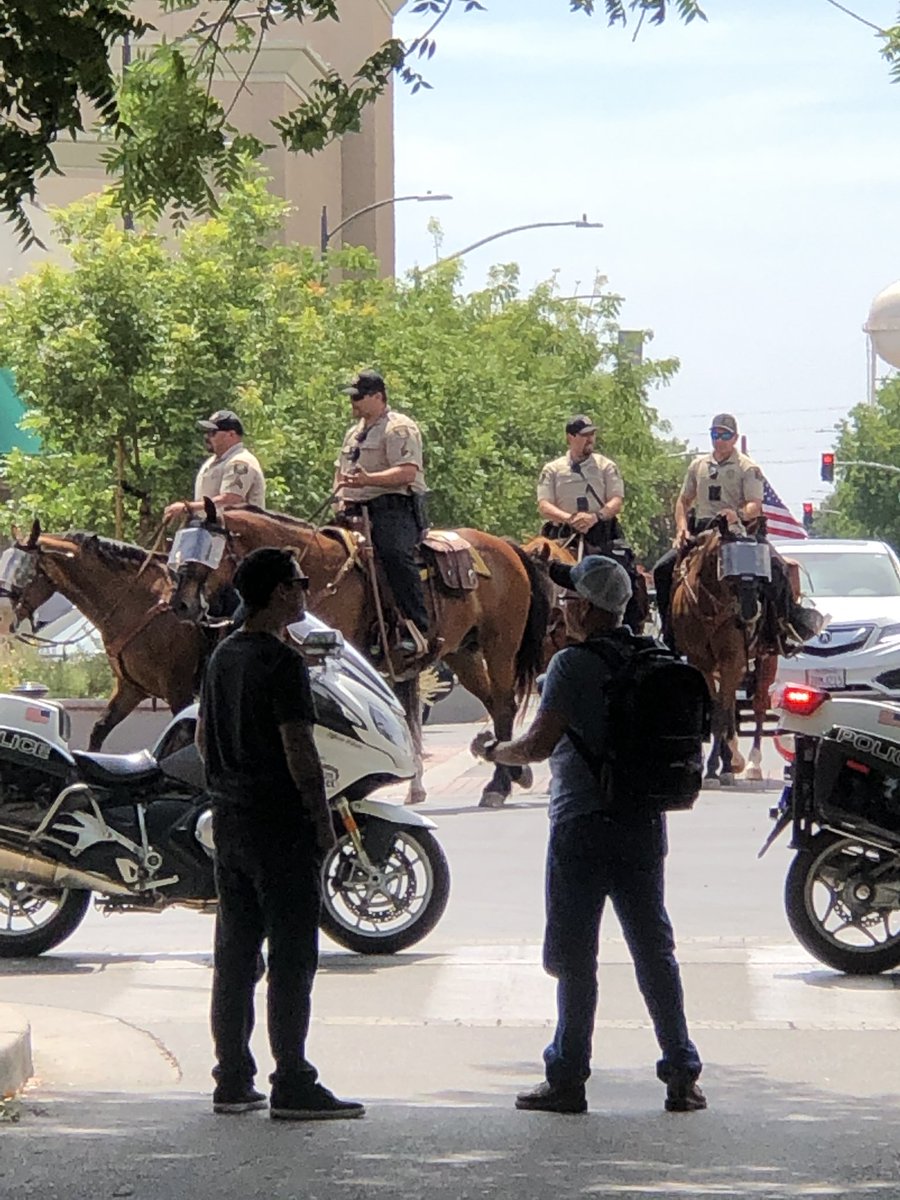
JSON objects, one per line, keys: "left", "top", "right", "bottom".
{"left": 60, "top": 531, "right": 166, "bottom": 570}
{"left": 227, "top": 504, "right": 316, "bottom": 532}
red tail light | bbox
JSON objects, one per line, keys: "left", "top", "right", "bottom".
{"left": 780, "top": 685, "right": 829, "bottom": 717}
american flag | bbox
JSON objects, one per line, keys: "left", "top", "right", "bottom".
{"left": 762, "top": 477, "right": 808, "bottom": 540}
{"left": 25, "top": 705, "right": 51, "bottom": 724}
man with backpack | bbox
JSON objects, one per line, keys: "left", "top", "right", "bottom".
{"left": 471, "top": 554, "right": 707, "bottom": 1115}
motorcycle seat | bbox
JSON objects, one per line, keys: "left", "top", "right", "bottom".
{"left": 71, "top": 749, "right": 162, "bottom": 786}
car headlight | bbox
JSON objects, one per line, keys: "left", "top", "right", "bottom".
{"left": 876, "top": 623, "right": 900, "bottom": 644}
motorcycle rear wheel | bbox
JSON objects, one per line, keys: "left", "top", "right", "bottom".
{"left": 785, "top": 832, "right": 900, "bottom": 975}
{"left": 320, "top": 826, "right": 450, "bottom": 955}
{"left": 0, "top": 880, "right": 91, "bottom": 957}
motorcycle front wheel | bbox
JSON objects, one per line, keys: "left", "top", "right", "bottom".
{"left": 785, "top": 832, "right": 900, "bottom": 975}
{"left": 319, "top": 825, "right": 450, "bottom": 955}
{"left": 0, "top": 880, "right": 91, "bottom": 957}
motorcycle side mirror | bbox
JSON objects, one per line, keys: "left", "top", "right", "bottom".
{"left": 296, "top": 629, "right": 344, "bottom": 659}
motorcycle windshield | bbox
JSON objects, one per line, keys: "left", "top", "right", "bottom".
{"left": 168, "top": 528, "right": 226, "bottom": 570}
{"left": 0, "top": 547, "right": 37, "bottom": 593}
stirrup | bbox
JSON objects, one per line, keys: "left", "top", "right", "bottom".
{"left": 401, "top": 619, "right": 430, "bottom": 658}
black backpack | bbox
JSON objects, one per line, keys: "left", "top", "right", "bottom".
{"left": 565, "top": 636, "right": 711, "bottom": 816}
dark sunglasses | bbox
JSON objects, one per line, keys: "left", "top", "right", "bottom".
{"left": 709, "top": 429, "right": 736, "bottom": 441}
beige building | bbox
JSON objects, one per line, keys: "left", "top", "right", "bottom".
{"left": 3, "top": 0, "right": 405, "bottom": 280}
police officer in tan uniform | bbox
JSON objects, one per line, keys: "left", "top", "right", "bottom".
{"left": 538, "top": 415, "right": 650, "bottom": 630}
{"left": 653, "top": 413, "right": 763, "bottom": 648}
{"left": 334, "top": 370, "right": 430, "bottom": 656}
{"left": 537, "top": 415, "right": 625, "bottom": 548}
{"left": 164, "top": 409, "right": 266, "bottom": 523}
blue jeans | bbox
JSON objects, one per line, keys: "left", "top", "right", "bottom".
{"left": 542, "top": 811, "right": 701, "bottom": 1088}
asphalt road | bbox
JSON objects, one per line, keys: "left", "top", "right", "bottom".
{"left": 3, "top": 729, "right": 900, "bottom": 1199}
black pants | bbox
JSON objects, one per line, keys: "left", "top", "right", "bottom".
{"left": 653, "top": 548, "right": 678, "bottom": 637}
{"left": 367, "top": 496, "right": 429, "bottom": 634}
{"left": 210, "top": 805, "right": 321, "bottom": 1095}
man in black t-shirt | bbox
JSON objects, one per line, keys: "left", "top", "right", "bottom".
{"left": 198, "top": 546, "right": 364, "bottom": 1122}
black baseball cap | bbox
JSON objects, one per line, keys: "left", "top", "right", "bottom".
{"left": 340, "top": 369, "right": 387, "bottom": 400}
{"left": 565, "top": 414, "right": 597, "bottom": 436}
{"left": 198, "top": 409, "right": 244, "bottom": 435}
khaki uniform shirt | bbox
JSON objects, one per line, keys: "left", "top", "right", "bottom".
{"left": 683, "top": 449, "right": 764, "bottom": 520}
{"left": 194, "top": 442, "right": 266, "bottom": 508}
{"left": 537, "top": 452, "right": 624, "bottom": 515}
{"left": 336, "top": 408, "right": 426, "bottom": 503}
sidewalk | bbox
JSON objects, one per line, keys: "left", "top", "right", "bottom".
{"left": 0, "top": 1004, "right": 32, "bottom": 1098}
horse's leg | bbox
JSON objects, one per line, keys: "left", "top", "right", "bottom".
{"left": 447, "top": 648, "right": 517, "bottom": 808}
{"left": 394, "top": 676, "right": 425, "bottom": 806}
{"left": 703, "top": 673, "right": 723, "bottom": 786}
{"left": 718, "top": 664, "right": 743, "bottom": 788}
{"left": 89, "top": 676, "right": 146, "bottom": 751}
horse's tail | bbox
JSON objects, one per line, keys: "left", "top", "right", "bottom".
{"left": 507, "top": 541, "right": 553, "bottom": 712}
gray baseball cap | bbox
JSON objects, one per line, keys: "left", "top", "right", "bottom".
{"left": 548, "top": 555, "right": 632, "bottom": 616}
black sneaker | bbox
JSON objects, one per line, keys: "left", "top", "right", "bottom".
{"left": 515, "top": 1080, "right": 587, "bottom": 1114}
{"left": 665, "top": 1080, "right": 707, "bottom": 1113}
{"left": 270, "top": 1083, "right": 365, "bottom": 1122}
{"left": 213, "top": 1086, "right": 268, "bottom": 1114}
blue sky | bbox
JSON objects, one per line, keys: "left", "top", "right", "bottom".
{"left": 392, "top": 0, "right": 900, "bottom": 517}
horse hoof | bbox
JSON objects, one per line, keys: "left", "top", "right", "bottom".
{"left": 405, "top": 792, "right": 427, "bottom": 807}
{"left": 719, "top": 772, "right": 736, "bottom": 787}
{"left": 702, "top": 776, "right": 721, "bottom": 790}
{"left": 743, "top": 767, "right": 763, "bottom": 782}
{"left": 516, "top": 765, "right": 534, "bottom": 791}
{"left": 478, "top": 792, "right": 507, "bottom": 809}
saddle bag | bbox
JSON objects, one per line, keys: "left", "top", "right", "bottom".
{"left": 566, "top": 638, "right": 711, "bottom": 816}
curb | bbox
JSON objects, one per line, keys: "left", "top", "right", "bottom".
{"left": 0, "top": 1005, "right": 33, "bottom": 1098}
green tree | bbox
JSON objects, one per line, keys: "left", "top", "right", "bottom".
{"left": 0, "top": 177, "right": 685, "bottom": 557}
{"left": 815, "top": 380, "right": 900, "bottom": 548}
{"left": 1, "top": 1, "right": 706, "bottom": 242}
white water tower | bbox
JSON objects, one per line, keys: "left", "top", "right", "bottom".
{"left": 864, "top": 280, "right": 900, "bottom": 402}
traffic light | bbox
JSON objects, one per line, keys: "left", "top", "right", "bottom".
{"left": 802, "top": 502, "right": 813, "bottom": 530}
{"left": 820, "top": 452, "right": 835, "bottom": 483}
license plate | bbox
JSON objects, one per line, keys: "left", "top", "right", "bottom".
{"left": 805, "top": 668, "right": 846, "bottom": 689}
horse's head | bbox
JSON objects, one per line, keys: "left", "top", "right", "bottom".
{"left": 0, "top": 520, "right": 60, "bottom": 634}
{"left": 521, "top": 535, "right": 577, "bottom": 668}
{"left": 168, "top": 497, "right": 234, "bottom": 622}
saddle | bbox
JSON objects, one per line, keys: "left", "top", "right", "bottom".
{"left": 320, "top": 523, "right": 490, "bottom": 669}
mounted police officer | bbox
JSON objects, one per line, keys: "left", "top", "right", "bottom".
{"left": 653, "top": 412, "right": 818, "bottom": 653}
{"left": 334, "top": 370, "right": 430, "bottom": 658}
{"left": 653, "top": 414, "right": 762, "bottom": 649}
{"left": 164, "top": 409, "right": 266, "bottom": 525}
{"left": 538, "top": 415, "right": 645, "bottom": 631}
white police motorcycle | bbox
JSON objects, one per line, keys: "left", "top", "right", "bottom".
{"left": 761, "top": 683, "right": 900, "bottom": 974}
{"left": 0, "top": 622, "right": 449, "bottom": 957}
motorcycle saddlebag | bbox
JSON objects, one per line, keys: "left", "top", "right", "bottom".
{"left": 813, "top": 727, "right": 900, "bottom": 842}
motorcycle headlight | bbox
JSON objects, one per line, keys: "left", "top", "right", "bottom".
{"left": 876, "top": 623, "right": 900, "bottom": 644}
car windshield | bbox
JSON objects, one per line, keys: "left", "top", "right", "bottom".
{"left": 788, "top": 552, "right": 900, "bottom": 598}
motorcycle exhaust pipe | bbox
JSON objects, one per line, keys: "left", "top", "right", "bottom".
{"left": 0, "top": 845, "right": 132, "bottom": 896}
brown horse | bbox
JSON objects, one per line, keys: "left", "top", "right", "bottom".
{"left": 0, "top": 522, "right": 202, "bottom": 750}
{"left": 521, "top": 536, "right": 576, "bottom": 669}
{"left": 522, "top": 534, "right": 650, "bottom": 666}
{"left": 168, "top": 504, "right": 551, "bottom": 807}
{"left": 671, "top": 523, "right": 774, "bottom": 786}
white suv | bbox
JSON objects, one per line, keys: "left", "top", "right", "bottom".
{"left": 773, "top": 538, "right": 900, "bottom": 699}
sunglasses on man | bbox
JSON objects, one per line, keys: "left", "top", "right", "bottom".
{"left": 709, "top": 429, "right": 736, "bottom": 441}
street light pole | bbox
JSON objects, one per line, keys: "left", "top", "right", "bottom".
{"left": 320, "top": 193, "right": 452, "bottom": 253}
{"left": 420, "top": 217, "right": 603, "bottom": 271}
